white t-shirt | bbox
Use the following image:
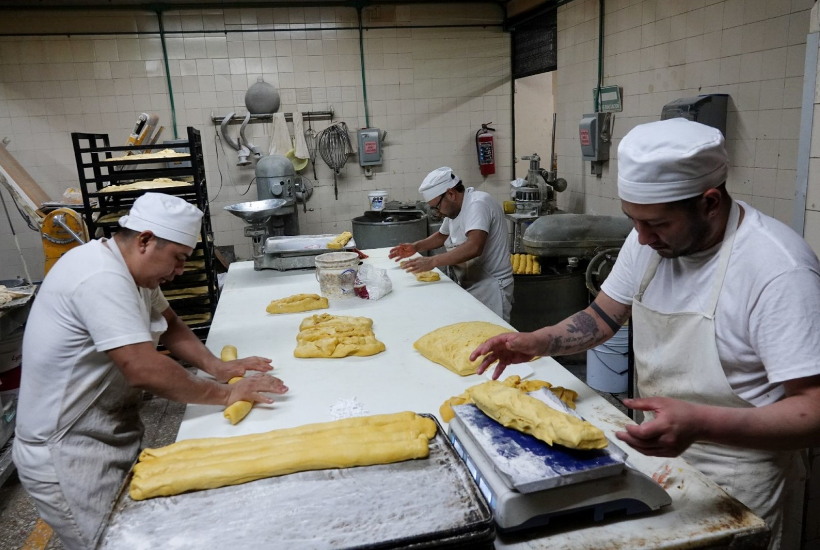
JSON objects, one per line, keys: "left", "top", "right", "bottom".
{"left": 440, "top": 188, "right": 513, "bottom": 288}
{"left": 602, "top": 201, "right": 820, "bottom": 407}
{"left": 14, "top": 238, "right": 168, "bottom": 480}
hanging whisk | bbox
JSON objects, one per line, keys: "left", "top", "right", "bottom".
{"left": 316, "top": 122, "right": 353, "bottom": 200}
{"left": 305, "top": 118, "right": 319, "bottom": 180}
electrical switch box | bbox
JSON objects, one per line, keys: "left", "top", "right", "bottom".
{"left": 579, "top": 113, "right": 611, "bottom": 162}
{"left": 357, "top": 128, "right": 382, "bottom": 166}
{"left": 660, "top": 94, "right": 728, "bottom": 137}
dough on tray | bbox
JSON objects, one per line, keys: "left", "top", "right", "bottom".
{"left": 414, "top": 321, "right": 512, "bottom": 376}
{"left": 129, "top": 412, "right": 436, "bottom": 500}
{"left": 326, "top": 231, "right": 353, "bottom": 249}
{"left": 266, "top": 293, "right": 329, "bottom": 314}
{"left": 467, "top": 380, "right": 607, "bottom": 450}
{"left": 105, "top": 149, "right": 188, "bottom": 162}
{"left": 98, "top": 178, "right": 192, "bottom": 192}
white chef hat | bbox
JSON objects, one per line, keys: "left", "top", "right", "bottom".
{"left": 419, "top": 167, "right": 461, "bottom": 202}
{"left": 618, "top": 118, "right": 728, "bottom": 204}
{"left": 119, "top": 193, "right": 203, "bottom": 248}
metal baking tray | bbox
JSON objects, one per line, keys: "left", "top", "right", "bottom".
{"left": 264, "top": 234, "right": 357, "bottom": 256}
{"left": 96, "top": 415, "right": 494, "bottom": 550}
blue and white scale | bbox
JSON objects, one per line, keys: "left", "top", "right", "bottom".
{"left": 447, "top": 389, "right": 672, "bottom": 532}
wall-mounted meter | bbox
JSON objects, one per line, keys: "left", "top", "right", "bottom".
{"left": 579, "top": 112, "right": 612, "bottom": 177}
{"left": 357, "top": 128, "right": 383, "bottom": 167}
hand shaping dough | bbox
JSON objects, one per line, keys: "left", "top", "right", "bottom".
{"left": 439, "top": 375, "right": 578, "bottom": 422}
{"left": 414, "top": 271, "right": 440, "bottom": 282}
{"left": 130, "top": 412, "right": 436, "bottom": 500}
{"left": 220, "top": 345, "right": 253, "bottom": 425}
{"left": 266, "top": 293, "right": 329, "bottom": 314}
{"left": 467, "top": 380, "right": 607, "bottom": 450}
{"left": 326, "top": 231, "right": 353, "bottom": 249}
{"left": 414, "top": 321, "right": 512, "bottom": 376}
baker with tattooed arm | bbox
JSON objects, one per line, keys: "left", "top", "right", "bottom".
{"left": 469, "top": 119, "right": 820, "bottom": 550}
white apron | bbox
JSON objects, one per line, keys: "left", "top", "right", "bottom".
{"left": 632, "top": 201, "right": 804, "bottom": 550}
{"left": 16, "top": 310, "right": 165, "bottom": 549}
{"left": 450, "top": 255, "right": 513, "bottom": 322}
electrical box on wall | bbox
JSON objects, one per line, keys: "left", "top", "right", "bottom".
{"left": 660, "top": 94, "right": 728, "bottom": 136}
{"left": 357, "top": 128, "right": 382, "bottom": 166}
{"left": 579, "top": 112, "right": 612, "bottom": 176}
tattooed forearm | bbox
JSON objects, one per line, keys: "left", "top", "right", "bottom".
{"left": 542, "top": 311, "right": 610, "bottom": 356}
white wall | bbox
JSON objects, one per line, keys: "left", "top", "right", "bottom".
{"left": 0, "top": 5, "right": 513, "bottom": 280}
{"left": 554, "top": 0, "right": 813, "bottom": 221}
{"left": 513, "top": 71, "right": 556, "bottom": 179}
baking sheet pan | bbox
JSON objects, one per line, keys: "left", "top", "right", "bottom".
{"left": 97, "top": 416, "right": 493, "bottom": 549}
{"left": 264, "top": 234, "right": 356, "bottom": 256}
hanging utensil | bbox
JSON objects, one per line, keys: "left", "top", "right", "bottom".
{"left": 305, "top": 117, "right": 319, "bottom": 180}
{"left": 316, "top": 122, "right": 353, "bottom": 200}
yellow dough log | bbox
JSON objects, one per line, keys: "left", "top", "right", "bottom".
{"left": 134, "top": 425, "right": 431, "bottom": 477}
{"left": 130, "top": 434, "right": 430, "bottom": 500}
{"left": 139, "top": 411, "right": 421, "bottom": 461}
{"left": 219, "top": 345, "right": 253, "bottom": 425}
{"left": 266, "top": 293, "right": 329, "bottom": 314}
{"left": 326, "top": 231, "right": 353, "bottom": 249}
{"left": 467, "top": 380, "right": 607, "bottom": 450}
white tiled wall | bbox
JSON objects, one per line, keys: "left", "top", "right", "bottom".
{"left": 0, "top": 5, "right": 512, "bottom": 280}
{"left": 554, "top": 0, "right": 813, "bottom": 223}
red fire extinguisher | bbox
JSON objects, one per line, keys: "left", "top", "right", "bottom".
{"left": 476, "top": 123, "right": 496, "bottom": 176}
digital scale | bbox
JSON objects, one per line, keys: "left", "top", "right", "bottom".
{"left": 447, "top": 390, "right": 672, "bottom": 532}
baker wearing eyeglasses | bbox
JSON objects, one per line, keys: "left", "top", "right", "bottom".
{"left": 388, "top": 167, "right": 514, "bottom": 322}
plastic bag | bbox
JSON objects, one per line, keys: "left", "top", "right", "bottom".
{"left": 354, "top": 264, "right": 392, "bottom": 300}
{"left": 62, "top": 188, "right": 82, "bottom": 204}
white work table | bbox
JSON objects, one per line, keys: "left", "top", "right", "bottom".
{"left": 178, "top": 248, "right": 767, "bottom": 549}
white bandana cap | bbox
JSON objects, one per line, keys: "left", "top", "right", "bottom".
{"left": 419, "top": 167, "right": 461, "bottom": 201}
{"left": 618, "top": 118, "right": 728, "bottom": 204}
{"left": 119, "top": 193, "right": 203, "bottom": 248}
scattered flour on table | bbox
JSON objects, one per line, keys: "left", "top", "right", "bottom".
{"left": 329, "top": 398, "right": 369, "bottom": 419}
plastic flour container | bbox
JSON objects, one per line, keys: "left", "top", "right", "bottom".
{"left": 315, "top": 252, "right": 360, "bottom": 299}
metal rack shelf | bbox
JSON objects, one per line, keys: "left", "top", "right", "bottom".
{"left": 70, "top": 127, "right": 219, "bottom": 340}
{"left": 210, "top": 108, "right": 334, "bottom": 125}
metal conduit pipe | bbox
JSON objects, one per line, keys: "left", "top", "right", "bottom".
{"left": 156, "top": 9, "right": 179, "bottom": 140}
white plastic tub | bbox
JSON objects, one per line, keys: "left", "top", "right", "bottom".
{"left": 314, "top": 252, "right": 360, "bottom": 299}
{"left": 586, "top": 325, "right": 629, "bottom": 393}
{"left": 368, "top": 190, "right": 388, "bottom": 211}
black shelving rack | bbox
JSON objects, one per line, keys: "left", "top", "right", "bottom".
{"left": 70, "top": 127, "right": 218, "bottom": 340}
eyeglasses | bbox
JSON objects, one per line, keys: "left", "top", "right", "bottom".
{"left": 431, "top": 193, "right": 446, "bottom": 213}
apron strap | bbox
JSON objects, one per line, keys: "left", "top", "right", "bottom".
{"left": 636, "top": 254, "right": 662, "bottom": 299}
{"left": 705, "top": 200, "right": 740, "bottom": 317}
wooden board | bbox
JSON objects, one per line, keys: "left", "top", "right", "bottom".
{"left": 0, "top": 146, "right": 51, "bottom": 211}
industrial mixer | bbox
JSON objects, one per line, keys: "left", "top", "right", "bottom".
{"left": 508, "top": 214, "right": 633, "bottom": 335}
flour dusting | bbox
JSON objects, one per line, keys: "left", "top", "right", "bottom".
{"left": 329, "top": 397, "right": 369, "bottom": 419}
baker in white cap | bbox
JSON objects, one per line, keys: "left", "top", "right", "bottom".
{"left": 470, "top": 118, "right": 820, "bottom": 549}
{"left": 14, "top": 193, "right": 288, "bottom": 549}
{"left": 388, "top": 167, "right": 514, "bottom": 321}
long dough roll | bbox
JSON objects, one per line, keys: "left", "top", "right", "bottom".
{"left": 130, "top": 435, "right": 430, "bottom": 500}
{"left": 137, "top": 419, "right": 435, "bottom": 466}
{"left": 134, "top": 427, "right": 429, "bottom": 477}
{"left": 139, "top": 411, "right": 421, "bottom": 461}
